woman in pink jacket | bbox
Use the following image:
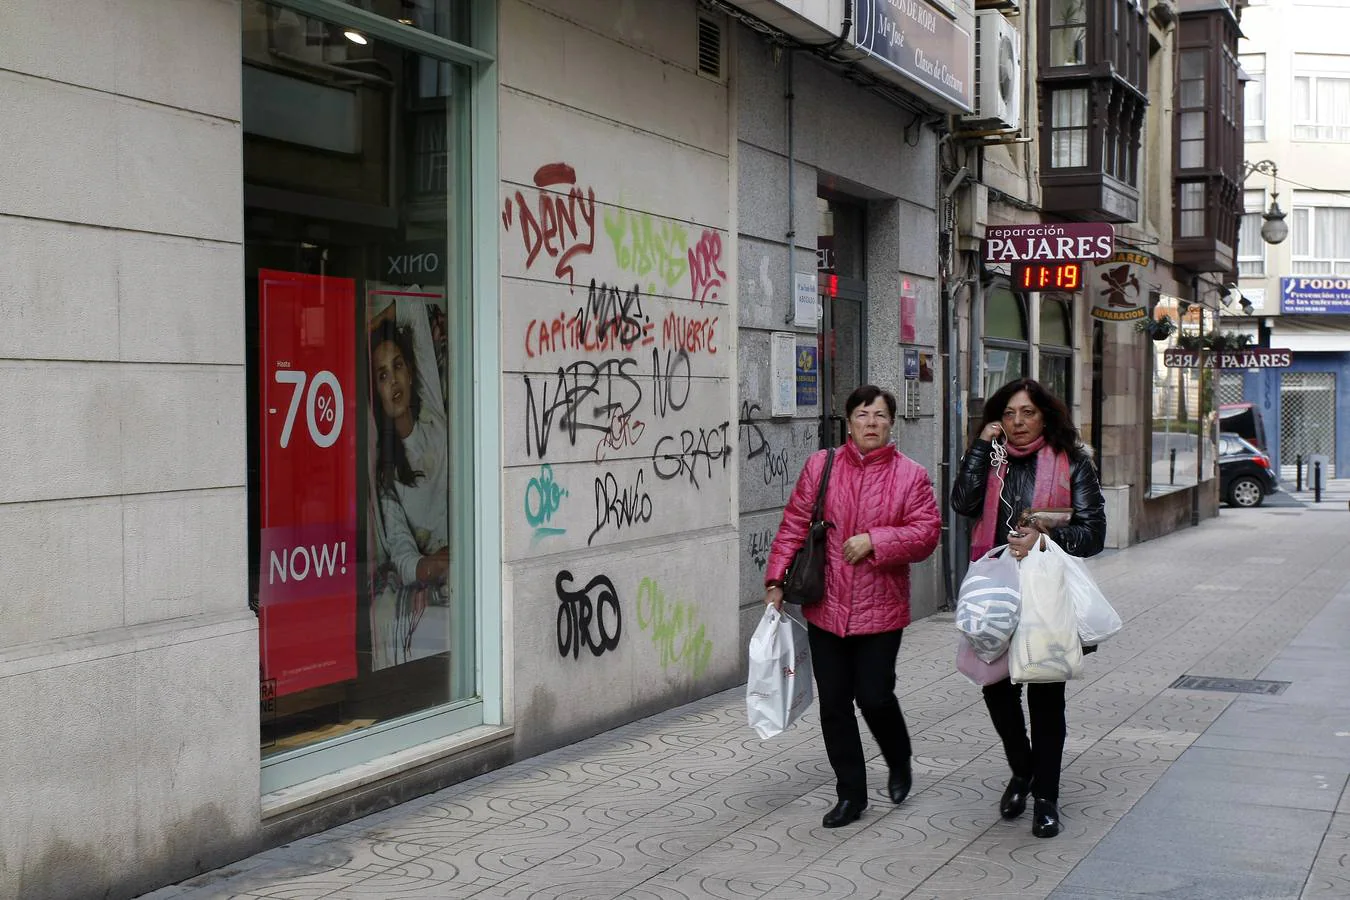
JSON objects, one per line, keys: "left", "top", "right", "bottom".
{"left": 764, "top": 385, "right": 942, "bottom": 828}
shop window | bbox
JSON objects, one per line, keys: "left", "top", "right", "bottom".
{"left": 333, "top": 0, "right": 469, "bottom": 41}
{"left": 1146, "top": 295, "right": 1216, "bottom": 498}
{"left": 1039, "top": 296, "right": 1073, "bottom": 401}
{"left": 984, "top": 282, "right": 1029, "bottom": 399}
{"left": 243, "top": 3, "right": 479, "bottom": 791}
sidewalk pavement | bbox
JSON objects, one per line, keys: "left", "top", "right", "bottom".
{"left": 146, "top": 504, "right": 1350, "bottom": 900}
{"left": 1277, "top": 476, "right": 1350, "bottom": 511}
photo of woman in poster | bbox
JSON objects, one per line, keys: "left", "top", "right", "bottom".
{"left": 367, "top": 290, "right": 451, "bottom": 671}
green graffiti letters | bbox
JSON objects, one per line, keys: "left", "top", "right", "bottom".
{"left": 604, "top": 208, "right": 689, "bottom": 292}
{"left": 525, "top": 464, "right": 568, "bottom": 541}
{"left": 636, "top": 576, "right": 713, "bottom": 679}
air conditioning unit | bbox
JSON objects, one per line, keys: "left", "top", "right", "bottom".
{"left": 962, "top": 11, "right": 1021, "bottom": 131}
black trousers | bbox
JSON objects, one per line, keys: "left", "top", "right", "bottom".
{"left": 981, "top": 677, "right": 1067, "bottom": 803}
{"left": 807, "top": 624, "right": 912, "bottom": 803}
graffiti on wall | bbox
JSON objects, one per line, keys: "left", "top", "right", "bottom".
{"left": 524, "top": 464, "right": 569, "bottom": 543}
{"left": 505, "top": 158, "right": 729, "bottom": 683}
{"left": 636, "top": 576, "right": 713, "bottom": 679}
{"left": 556, "top": 569, "right": 623, "bottom": 660}
{"left": 503, "top": 163, "right": 597, "bottom": 288}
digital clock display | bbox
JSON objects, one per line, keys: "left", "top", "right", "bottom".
{"left": 1012, "top": 261, "right": 1083, "bottom": 292}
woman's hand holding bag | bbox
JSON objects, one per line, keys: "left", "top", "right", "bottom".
{"left": 746, "top": 607, "right": 813, "bottom": 739}
{"left": 1009, "top": 535, "right": 1083, "bottom": 683}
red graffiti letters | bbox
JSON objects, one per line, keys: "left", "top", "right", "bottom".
{"left": 503, "top": 163, "right": 596, "bottom": 287}
{"left": 660, "top": 313, "right": 718, "bottom": 355}
{"left": 688, "top": 229, "right": 726, "bottom": 306}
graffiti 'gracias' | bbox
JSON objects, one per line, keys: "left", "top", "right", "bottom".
{"left": 983, "top": 224, "right": 1116, "bottom": 263}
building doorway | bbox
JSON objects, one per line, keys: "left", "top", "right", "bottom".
{"left": 1281, "top": 372, "right": 1337, "bottom": 477}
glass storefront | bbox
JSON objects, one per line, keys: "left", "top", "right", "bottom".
{"left": 243, "top": 0, "right": 483, "bottom": 792}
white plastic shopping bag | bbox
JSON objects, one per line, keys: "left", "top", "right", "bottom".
{"left": 955, "top": 545, "right": 1022, "bottom": 662}
{"left": 747, "top": 607, "right": 813, "bottom": 740}
{"left": 1009, "top": 537, "right": 1083, "bottom": 683}
{"left": 1061, "top": 551, "right": 1123, "bottom": 645}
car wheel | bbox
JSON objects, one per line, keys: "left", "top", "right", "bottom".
{"left": 1228, "top": 476, "right": 1265, "bottom": 508}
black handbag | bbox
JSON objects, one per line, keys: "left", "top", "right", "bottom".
{"left": 782, "top": 448, "right": 836, "bottom": 607}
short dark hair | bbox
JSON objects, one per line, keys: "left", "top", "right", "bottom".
{"left": 981, "top": 378, "right": 1080, "bottom": 454}
{"left": 845, "top": 384, "right": 897, "bottom": 420}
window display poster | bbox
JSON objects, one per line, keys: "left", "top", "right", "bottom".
{"left": 365, "top": 287, "right": 452, "bottom": 672}
{"left": 258, "top": 270, "right": 358, "bottom": 697}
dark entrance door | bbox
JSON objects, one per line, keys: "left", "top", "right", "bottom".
{"left": 819, "top": 274, "right": 867, "bottom": 448}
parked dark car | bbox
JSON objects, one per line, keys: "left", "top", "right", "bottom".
{"left": 1219, "top": 432, "right": 1278, "bottom": 507}
{"left": 1219, "top": 402, "right": 1268, "bottom": 452}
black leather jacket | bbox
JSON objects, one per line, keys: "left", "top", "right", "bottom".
{"left": 951, "top": 440, "right": 1107, "bottom": 558}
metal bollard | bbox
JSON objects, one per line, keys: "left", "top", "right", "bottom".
{"left": 1169, "top": 448, "right": 1177, "bottom": 484}
{"left": 1296, "top": 455, "right": 1303, "bottom": 492}
{"left": 1315, "top": 461, "right": 1323, "bottom": 503}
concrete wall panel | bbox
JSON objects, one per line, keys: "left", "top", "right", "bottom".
{"left": 506, "top": 531, "right": 739, "bottom": 755}
{"left": 500, "top": 94, "right": 727, "bottom": 231}
{"left": 0, "top": 217, "right": 121, "bottom": 362}
{"left": 501, "top": 0, "right": 726, "bottom": 154}
{"left": 0, "top": 498, "right": 125, "bottom": 649}
{"left": 121, "top": 366, "right": 246, "bottom": 494}
{"left": 118, "top": 233, "right": 245, "bottom": 365}
{"left": 122, "top": 488, "right": 248, "bottom": 626}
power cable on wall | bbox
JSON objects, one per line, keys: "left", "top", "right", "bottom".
{"left": 698, "top": 0, "right": 947, "bottom": 123}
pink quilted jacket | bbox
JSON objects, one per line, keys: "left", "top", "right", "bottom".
{"left": 765, "top": 441, "right": 942, "bottom": 636}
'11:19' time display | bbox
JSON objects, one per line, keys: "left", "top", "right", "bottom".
{"left": 1012, "top": 261, "right": 1082, "bottom": 291}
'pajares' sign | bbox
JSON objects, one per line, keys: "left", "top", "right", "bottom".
{"left": 985, "top": 224, "right": 1116, "bottom": 263}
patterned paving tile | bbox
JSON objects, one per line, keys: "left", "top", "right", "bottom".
{"left": 149, "top": 512, "right": 1350, "bottom": 900}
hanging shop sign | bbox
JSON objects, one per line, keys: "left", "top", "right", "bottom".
{"left": 258, "top": 269, "right": 359, "bottom": 698}
{"left": 853, "top": 0, "right": 973, "bottom": 112}
{"left": 1162, "top": 348, "right": 1294, "bottom": 369}
{"left": 1281, "top": 277, "right": 1350, "bottom": 314}
{"left": 984, "top": 223, "right": 1115, "bottom": 263}
{"left": 1089, "top": 251, "right": 1151, "bottom": 322}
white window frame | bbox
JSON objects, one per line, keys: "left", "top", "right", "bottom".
{"left": 1241, "top": 54, "right": 1265, "bottom": 143}
{"left": 1292, "top": 193, "right": 1350, "bottom": 275}
{"left": 1293, "top": 54, "right": 1350, "bottom": 142}
{"left": 1238, "top": 189, "right": 1267, "bottom": 277}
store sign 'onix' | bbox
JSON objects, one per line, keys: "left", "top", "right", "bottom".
{"left": 984, "top": 223, "right": 1116, "bottom": 263}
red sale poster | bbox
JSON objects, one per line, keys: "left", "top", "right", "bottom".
{"left": 258, "top": 270, "right": 358, "bottom": 697}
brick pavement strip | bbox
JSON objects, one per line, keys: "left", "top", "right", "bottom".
{"left": 144, "top": 505, "right": 1350, "bottom": 900}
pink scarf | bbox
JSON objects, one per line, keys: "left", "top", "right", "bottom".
{"left": 969, "top": 436, "right": 1072, "bottom": 561}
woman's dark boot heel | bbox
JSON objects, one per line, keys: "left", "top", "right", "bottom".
{"left": 1032, "top": 798, "right": 1062, "bottom": 838}
{"left": 1000, "top": 775, "right": 1032, "bottom": 820}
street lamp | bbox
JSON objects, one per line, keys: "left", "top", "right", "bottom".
{"left": 1242, "top": 159, "right": 1288, "bottom": 245}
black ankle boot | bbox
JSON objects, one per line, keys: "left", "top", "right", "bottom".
{"left": 888, "top": 762, "right": 913, "bottom": 805}
{"left": 1032, "top": 798, "right": 1061, "bottom": 838}
{"left": 1000, "top": 775, "right": 1032, "bottom": 820}
{"left": 822, "top": 798, "right": 866, "bottom": 828}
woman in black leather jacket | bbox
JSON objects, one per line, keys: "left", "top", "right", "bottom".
{"left": 951, "top": 378, "right": 1106, "bottom": 839}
